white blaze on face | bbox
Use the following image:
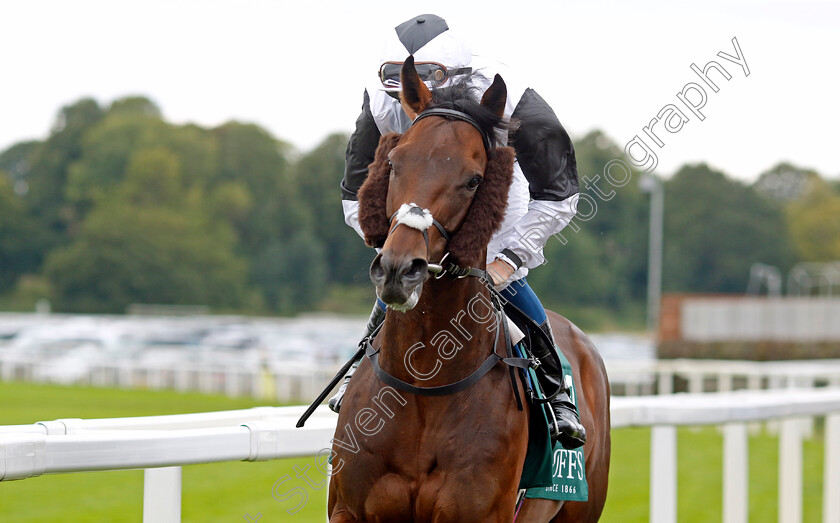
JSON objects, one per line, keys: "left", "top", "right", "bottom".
{"left": 380, "top": 203, "right": 432, "bottom": 312}
{"left": 394, "top": 203, "right": 433, "bottom": 231}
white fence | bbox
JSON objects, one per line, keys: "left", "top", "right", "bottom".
{"left": 2, "top": 389, "right": 840, "bottom": 523}
{"left": 5, "top": 352, "right": 840, "bottom": 401}
{"left": 0, "top": 355, "right": 337, "bottom": 402}
{"left": 605, "top": 358, "right": 840, "bottom": 396}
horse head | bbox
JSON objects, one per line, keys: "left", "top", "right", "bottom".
{"left": 358, "top": 56, "right": 515, "bottom": 311}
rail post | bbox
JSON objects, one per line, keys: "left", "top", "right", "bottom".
{"left": 825, "top": 413, "right": 840, "bottom": 523}
{"left": 143, "top": 466, "right": 181, "bottom": 523}
{"left": 650, "top": 425, "right": 677, "bottom": 523}
{"left": 722, "top": 422, "right": 748, "bottom": 523}
{"left": 779, "top": 417, "right": 804, "bottom": 523}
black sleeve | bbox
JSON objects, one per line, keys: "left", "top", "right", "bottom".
{"left": 341, "top": 90, "right": 382, "bottom": 201}
{"left": 509, "top": 88, "right": 579, "bottom": 201}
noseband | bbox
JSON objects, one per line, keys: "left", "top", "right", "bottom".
{"left": 388, "top": 203, "right": 452, "bottom": 252}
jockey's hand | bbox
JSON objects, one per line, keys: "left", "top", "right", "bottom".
{"left": 487, "top": 258, "right": 516, "bottom": 286}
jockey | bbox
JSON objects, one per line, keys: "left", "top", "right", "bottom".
{"left": 332, "top": 14, "right": 586, "bottom": 449}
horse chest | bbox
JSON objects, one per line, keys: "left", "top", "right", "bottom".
{"left": 333, "top": 385, "right": 523, "bottom": 521}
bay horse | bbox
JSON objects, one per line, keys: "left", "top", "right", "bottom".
{"left": 328, "top": 56, "right": 610, "bottom": 522}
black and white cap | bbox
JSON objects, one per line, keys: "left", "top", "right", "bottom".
{"left": 394, "top": 14, "right": 450, "bottom": 54}
{"left": 378, "top": 14, "right": 472, "bottom": 92}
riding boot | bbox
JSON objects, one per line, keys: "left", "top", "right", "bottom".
{"left": 531, "top": 321, "right": 587, "bottom": 449}
{"left": 328, "top": 302, "right": 387, "bottom": 413}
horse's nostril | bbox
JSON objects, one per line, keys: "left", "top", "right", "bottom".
{"left": 402, "top": 258, "right": 428, "bottom": 283}
{"left": 370, "top": 254, "right": 386, "bottom": 285}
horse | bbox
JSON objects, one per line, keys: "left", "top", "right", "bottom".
{"left": 327, "top": 56, "right": 611, "bottom": 523}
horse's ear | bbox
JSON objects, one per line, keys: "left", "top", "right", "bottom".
{"left": 480, "top": 74, "right": 507, "bottom": 119}
{"left": 358, "top": 133, "right": 402, "bottom": 248}
{"left": 400, "top": 55, "right": 433, "bottom": 119}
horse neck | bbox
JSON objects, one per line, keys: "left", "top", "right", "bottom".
{"left": 378, "top": 273, "right": 499, "bottom": 386}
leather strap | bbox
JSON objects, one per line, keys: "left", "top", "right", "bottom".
{"left": 498, "top": 293, "right": 524, "bottom": 411}
{"left": 413, "top": 108, "right": 492, "bottom": 152}
{"left": 363, "top": 311, "right": 532, "bottom": 398}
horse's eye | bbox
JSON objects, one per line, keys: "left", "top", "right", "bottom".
{"left": 466, "top": 175, "right": 482, "bottom": 191}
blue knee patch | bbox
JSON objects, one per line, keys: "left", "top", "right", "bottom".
{"left": 500, "top": 278, "right": 547, "bottom": 325}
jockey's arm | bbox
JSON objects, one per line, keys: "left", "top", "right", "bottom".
{"left": 341, "top": 89, "right": 382, "bottom": 239}
{"left": 493, "top": 87, "right": 580, "bottom": 276}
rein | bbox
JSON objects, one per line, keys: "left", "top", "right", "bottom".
{"left": 296, "top": 108, "right": 519, "bottom": 428}
{"left": 365, "top": 107, "right": 527, "bottom": 400}
{"left": 363, "top": 290, "right": 532, "bottom": 407}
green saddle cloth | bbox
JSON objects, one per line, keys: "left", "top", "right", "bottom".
{"left": 518, "top": 346, "right": 588, "bottom": 502}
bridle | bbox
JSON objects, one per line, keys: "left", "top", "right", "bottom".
{"left": 412, "top": 107, "right": 494, "bottom": 152}
{"left": 295, "top": 107, "right": 527, "bottom": 427}
{"left": 385, "top": 107, "right": 494, "bottom": 281}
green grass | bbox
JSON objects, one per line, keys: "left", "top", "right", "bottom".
{"left": 602, "top": 425, "right": 826, "bottom": 523}
{"left": 0, "top": 381, "right": 327, "bottom": 522}
{"left": 0, "top": 382, "right": 828, "bottom": 522}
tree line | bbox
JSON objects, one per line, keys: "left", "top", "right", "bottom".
{"left": 0, "top": 97, "right": 836, "bottom": 327}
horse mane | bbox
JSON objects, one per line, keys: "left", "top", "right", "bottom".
{"left": 358, "top": 74, "right": 515, "bottom": 265}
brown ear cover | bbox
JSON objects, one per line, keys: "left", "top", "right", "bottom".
{"left": 358, "top": 132, "right": 402, "bottom": 248}
{"left": 447, "top": 146, "right": 515, "bottom": 266}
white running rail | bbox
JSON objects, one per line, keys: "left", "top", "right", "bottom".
{"left": 2, "top": 390, "right": 840, "bottom": 523}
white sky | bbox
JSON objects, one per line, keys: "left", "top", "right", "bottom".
{"left": 1, "top": 0, "right": 837, "bottom": 181}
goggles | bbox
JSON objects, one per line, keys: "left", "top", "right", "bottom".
{"left": 379, "top": 61, "right": 472, "bottom": 90}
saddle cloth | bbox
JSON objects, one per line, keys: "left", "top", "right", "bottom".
{"left": 517, "top": 344, "right": 588, "bottom": 502}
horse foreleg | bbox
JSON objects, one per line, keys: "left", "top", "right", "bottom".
{"left": 328, "top": 477, "right": 359, "bottom": 523}
{"left": 329, "top": 502, "right": 358, "bottom": 523}
{"left": 514, "top": 498, "right": 563, "bottom": 522}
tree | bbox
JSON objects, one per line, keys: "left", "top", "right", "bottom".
{"left": 15, "top": 98, "right": 104, "bottom": 260}
{"left": 251, "top": 233, "right": 328, "bottom": 313}
{"left": 65, "top": 100, "right": 216, "bottom": 214}
{"left": 663, "top": 163, "right": 794, "bottom": 293}
{"left": 572, "top": 130, "right": 650, "bottom": 308}
{"left": 210, "top": 121, "right": 304, "bottom": 254}
{"left": 786, "top": 179, "right": 840, "bottom": 261}
{"left": 527, "top": 130, "right": 650, "bottom": 312}
{"left": 108, "top": 96, "right": 162, "bottom": 118}
{"left": 526, "top": 227, "right": 617, "bottom": 309}
{"left": 292, "top": 133, "right": 375, "bottom": 285}
{"left": 211, "top": 122, "right": 326, "bottom": 311}
{"left": 0, "top": 141, "right": 40, "bottom": 184}
{"left": 0, "top": 175, "right": 49, "bottom": 293}
{"left": 44, "top": 148, "right": 255, "bottom": 313}
{"left": 753, "top": 162, "right": 821, "bottom": 205}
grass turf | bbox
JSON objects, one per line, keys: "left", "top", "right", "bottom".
{"left": 0, "top": 381, "right": 827, "bottom": 522}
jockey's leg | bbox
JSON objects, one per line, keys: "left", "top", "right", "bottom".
{"left": 500, "top": 278, "right": 586, "bottom": 449}
{"left": 328, "top": 299, "right": 387, "bottom": 413}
